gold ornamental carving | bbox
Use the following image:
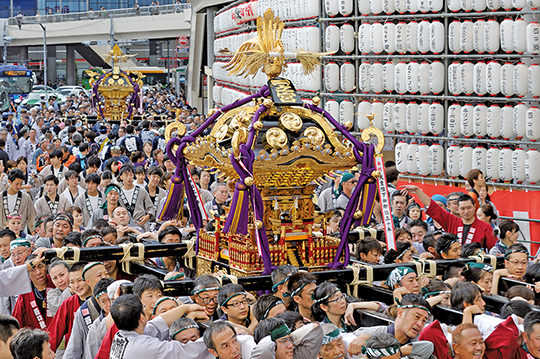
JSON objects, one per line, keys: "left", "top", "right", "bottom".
{"left": 280, "top": 112, "right": 303, "bottom": 132}
{"left": 266, "top": 127, "right": 288, "bottom": 148}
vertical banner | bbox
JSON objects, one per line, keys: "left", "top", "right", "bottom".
{"left": 375, "top": 155, "right": 396, "bottom": 250}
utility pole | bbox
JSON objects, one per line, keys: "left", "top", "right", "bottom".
{"left": 18, "top": 21, "right": 47, "bottom": 86}
{"left": 2, "top": 23, "right": 10, "bottom": 64}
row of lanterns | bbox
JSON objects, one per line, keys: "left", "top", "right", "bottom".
{"left": 325, "top": 0, "right": 539, "bottom": 15}
{"left": 447, "top": 61, "right": 540, "bottom": 97}
{"left": 325, "top": 20, "right": 540, "bottom": 55}
{"left": 216, "top": 26, "right": 321, "bottom": 60}
{"left": 447, "top": 103, "right": 540, "bottom": 140}
{"left": 395, "top": 143, "right": 540, "bottom": 183}
{"left": 448, "top": 19, "right": 540, "bottom": 54}
{"left": 324, "top": 61, "right": 445, "bottom": 94}
{"left": 214, "top": 0, "right": 320, "bottom": 34}
{"left": 213, "top": 85, "right": 250, "bottom": 106}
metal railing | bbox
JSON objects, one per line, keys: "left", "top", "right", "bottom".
{"left": 7, "top": 3, "right": 190, "bottom": 25}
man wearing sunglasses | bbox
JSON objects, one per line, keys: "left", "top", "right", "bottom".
{"left": 336, "top": 172, "right": 358, "bottom": 211}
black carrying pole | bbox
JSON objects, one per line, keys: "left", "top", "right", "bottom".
{"left": 43, "top": 243, "right": 189, "bottom": 263}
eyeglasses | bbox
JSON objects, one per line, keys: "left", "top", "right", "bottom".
{"left": 275, "top": 336, "right": 294, "bottom": 346}
{"left": 197, "top": 293, "right": 218, "bottom": 305}
{"left": 509, "top": 260, "right": 528, "bottom": 266}
{"left": 227, "top": 299, "right": 249, "bottom": 308}
{"left": 327, "top": 294, "right": 346, "bottom": 304}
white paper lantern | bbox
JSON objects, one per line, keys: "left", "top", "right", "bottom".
{"left": 446, "top": 145, "right": 461, "bottom": 178}
{"left": 448, "top": 62, "right": 462, "bottom": 95}
{"left": 417, "top": 21, "right": 430, "bottom": 53}
{"left": 370, "top": 22, "right": 384, "bottom": 54}
{"left": 325, "top": 0, "right": 339, "bottom": 16}
{"left": 418, "top": 0, "right": 430, "bottom": 12}
{"left": 358, "top": 62, "right": 372, "bottom": 93}
{"left": 382, "top": 0, "right": 396, "bottom": 14}
{"left": 430, "top": 21, "right": 445, "bottom": 54}
{"left": 430, "top": 61, "right": 445, "bottom": 94}
{"left": 526, "top": 149, "right": 540, "bottom": 183}
{"left": 500, "top": 18, "right": 514, "bottom": 53}
{"left": 487, "top": 105, "right": 502, "bottom": 138}
{"left": 371, "top": 101, "right": 384, "bottom": 129}
{"left": 370, "top": 62, "right": 384, "bottom": 94}
{"left": 500, "top": 63, "right": 515, "bottom": 97}
{"left": 358, "top": 0, "right": 371, "bottom": 14}
{"left": 383, "top": 22, "right": 396, "bottom": 53}
{"left": 395, "top": 0, "right": 407, "bottom": 13}
{"left": 514, "top": 19, "right": 527, "bottom": 54}
{"left": 418, "top": 62, "right": 430, "bottom": 95}
{"left": 500, "top": 0, "right": 513, "bottom": 9}
{"left": 383, "top": 101, "right": 396, "bottom": 133}
{"left": 472, "top": 146, "right": 487, "bottom": 174}
{"left": 527, "top": 22, "right": 540, "bottom": 55}
{"left": 486, "top": 147, "right": 500, "bottom": 180}
{"left": 514, "top": 63, "right": 528, "bottom": 97}
{"left": 325, "top": 62, "right": 340, "bottom": 92}
{"left": 485, "top": 20, "right": 500, "bottom": 53}
{"left": 358, "top": 23, "right": 371, "bottom": 54}
{"left": 406, "top": 0, "right": 419, "bottom": 13}
{"left": 357, "top": 101, "right": 372, "bottom": 129}
{"left": 339, "top": 100, "right": 354, "bottom": 124}
{"left": 461, "top": 0, "right": 474, "bottom": 10}
{"left": 513, "top": 0, "right": 526, "bottom": 8}
{"left": 340, "top": 62, "right": 355, "bottom": 93}
{"left": 461, "top": 104, "right": 475, "bottom": 137}
{"left": 513, "top": 103, "right": 529, "bottom": 139}
{"left": 500, "top": 105, "right": 514, "bottom": 139}
{"left": 406, "top": 102, "right": 419, "bottom": 133}
{"left": 461, "top": 61, "right": 474, "bottom": 95}
{"left": 486, "top": 61, "right": 502, "bottom": 95}
{"left": 371, "top": 0, "right": 384, "bottom": 14}
{"left": 340, "top": 24, "right": 355, "bottom": 54}
{"left": 382, "top": 62, "right": 395, "bottom": 92}
{"left": 486, "top": 0, "right": 501, "bottom": 9}
{"left": 473, "top": 104, "right": 488, "bottom": 137}
{"left": 529, "top": 0, "right": 540, "bottom": 9}
{"left": 460, "top": 146, "right": 474, "bottom": 178}
{"left": 394, "top": 102, "right": 407, "bottom": 133}
{"left": 448, "top": 0, "right": 462, "bottom": 11}
{"left": 499, "top": 148, "right": 513, "bottom": 182}
{"left": 339, "top": 0, "right": 354, "bottom": 15}
{"left": 406, "top": 62, "right": 420, "bottom": 94}
{"left": 512, "top": 148, "right": 527, "bottom": 183}
{"left": 472, "top": 0, "right": 487, "bottom": 11}
{"left": 407, "top": 142, "right": 419, "bottom": 174}
{"left": 430, "top": 0, "right": 445, "bottom": 10}
{"left": 473, "top": 20, "right": 486, "bottom": 53}
{"left": 407, "top": 21, "right": 419, "bottom": 53}
{"left": 325, "top": 100, "right": 339, "bottom": 121}
{"left": 529, "top": 64, "right": 540, "bottom": 97}
{"left": 395, "top": 22, "right": 407, "bottom": 53}
{"left": 395, "top": 141, "right": 408, "bottom": 173}
{"left": 417, "top": 144, "right": 430, "bottom": 176}
{"left": 473, "top": 62, "right": 487, "bottom": 96}
{"left": 429, "top": 144, "right": 445, "bottom": 175}
{"left": 394, "top": 62, "right": 407, "bottom": 94}
{"left": 449, "top": 21, "right": 462, "bottom": 53}
{"left": 461, "top": 20, "right": 474, "bottom": 53}
{"left": 417, "top": 102, "right": 430, "bottom": 134}
{"left": 526, "top": 106, "right": 540, "bottom": 141}
{"left": 325, "top": 25, "right": 340, "bottom": 52}
{"left": 429, "top": 102, "right": 444, "bottom": 134}
{"left": 448, "top": 103, "right": 462, "bottom": 137}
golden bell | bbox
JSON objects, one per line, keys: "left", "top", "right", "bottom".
{"left": 254, "top": 121, "right": 264, "bottom": 130}
{"left": 208, "top": 109, "right": 217, "bottom": 116}
{"left": 354, "top": 210, "right": 363, "bottom": 219}
{"left": 254, "top": 220, "right": 263, "bottom": 229}
{"left": 263, "top": 99, "right": 274, "bottom": 108}
{"left": 244, "top": 177, "right": 254, "bottom": 186}
{"left": 344, "top": 121, "right": 353, "bottom": 130}
{"left": 371, "top": 170, "right": 381, "bottom": 178}
{"left": 312, "top": 96, "right": 321, "bottom": 106}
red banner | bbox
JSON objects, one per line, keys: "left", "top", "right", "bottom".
{"left": 397, "top": 179, "right": 540, "bottom": 254}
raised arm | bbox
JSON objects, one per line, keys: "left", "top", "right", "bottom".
{"left": 400, "top": 185, "right": 431, "bottom": 208}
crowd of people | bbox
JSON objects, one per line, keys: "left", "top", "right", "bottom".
{"left": 0, "top": 88, "right": 538, "bottom": 359}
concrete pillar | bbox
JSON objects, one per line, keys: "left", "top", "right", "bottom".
{"left": 66, "top": 45, "right": 76, "bottom": 85}
{"left": 19, "top": 46, "right": 29, "bottom": 67}
{"left": 47, "top": 45, "right": 57, "bottom": 87}
{"left": 149, "top": 40, "right": 158, "bottom": 66}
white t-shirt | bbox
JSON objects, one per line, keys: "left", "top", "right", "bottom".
{"left": 122, "top": 187, "right": 136, "bottom": 204}
{"left": 88, "top": 194, "right": 100, "bottom": 214}
{"left": 7, "top": 194, "right": 17, "bottom": 213}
